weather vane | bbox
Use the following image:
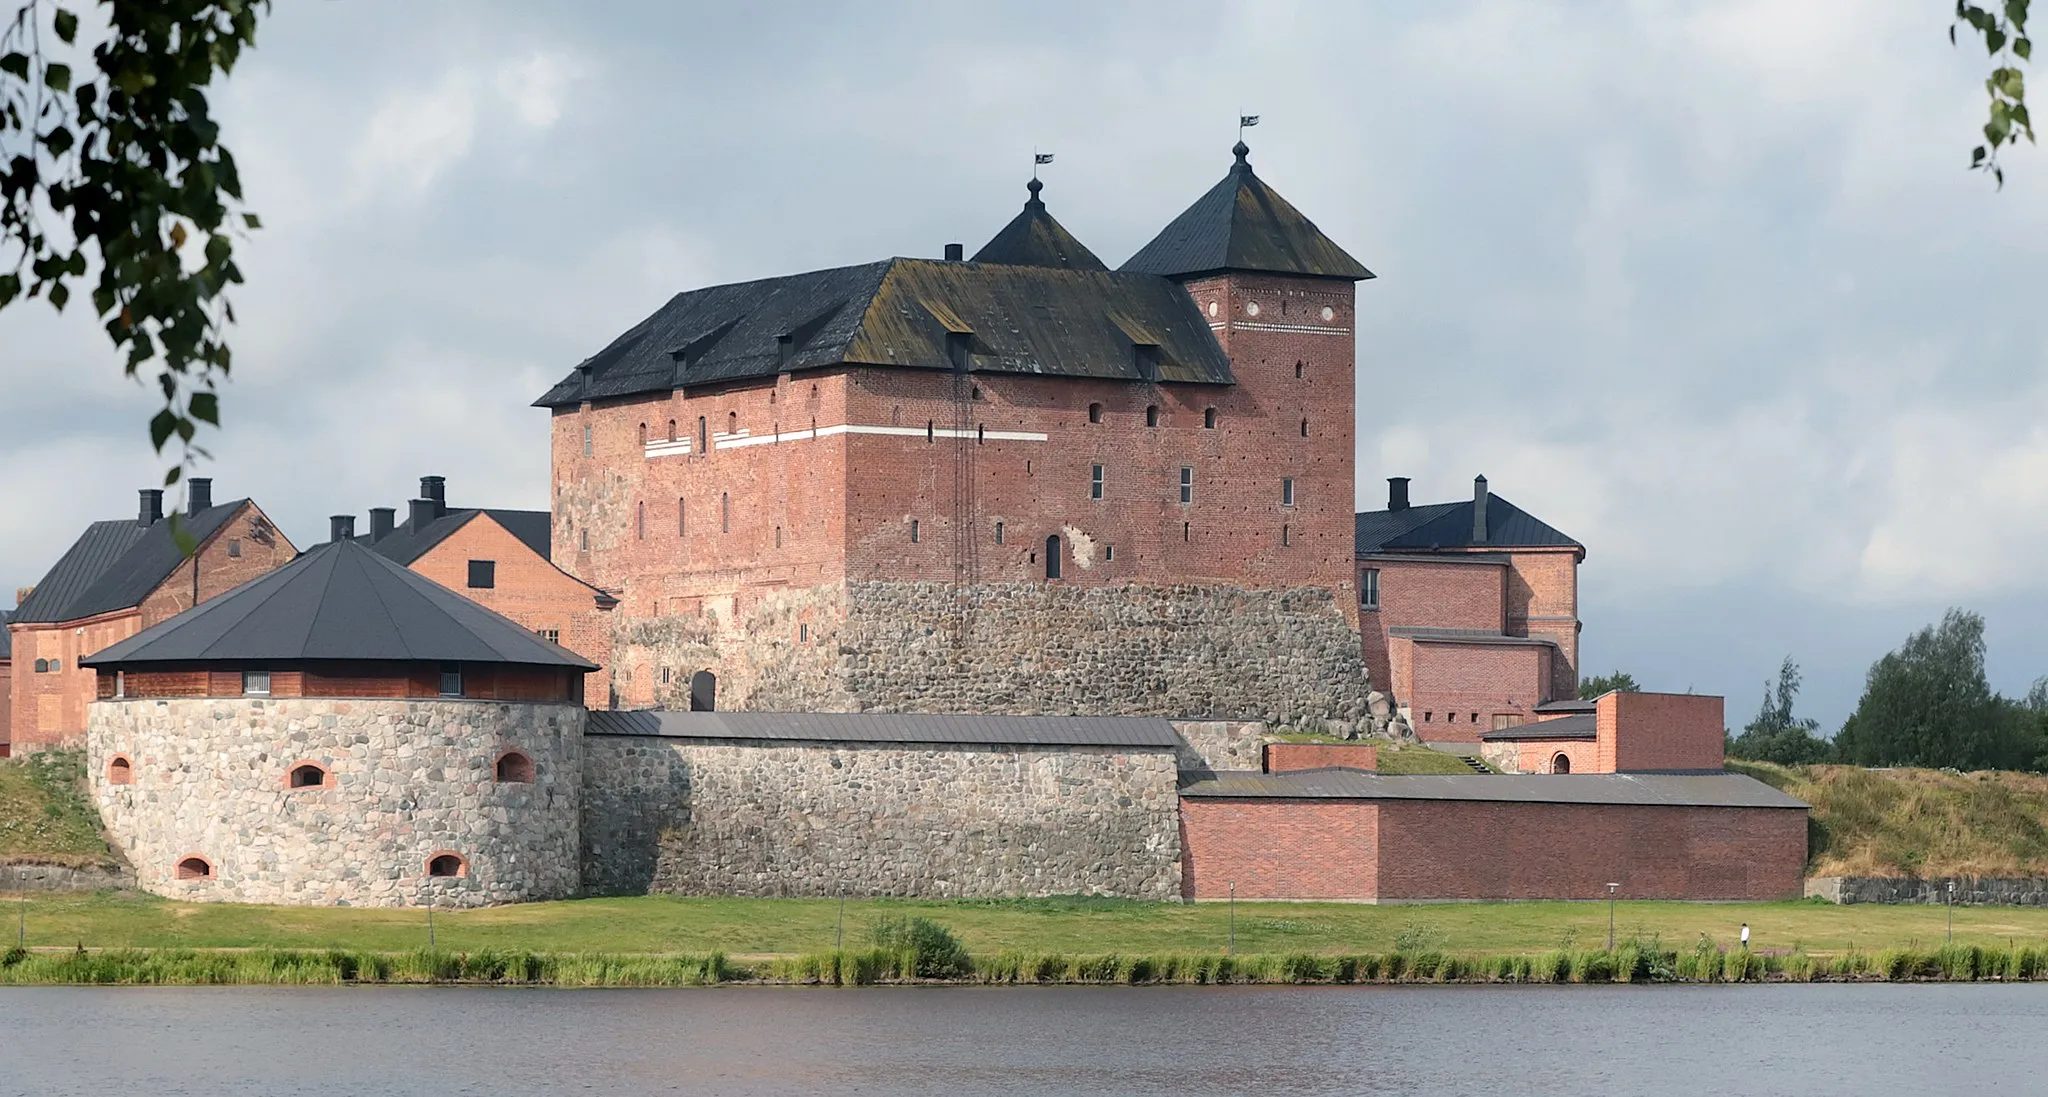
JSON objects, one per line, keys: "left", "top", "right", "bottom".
{"left": 1033, "top": 149, "right": 1054, "bottom": 180}
{"left": 1239, "top": 114, "right": 1260, "bottom": 142}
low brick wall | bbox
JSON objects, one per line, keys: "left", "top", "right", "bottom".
{"left": 1263, "top": 742, "right": 1377, "bottom": 773}
{"left": 1807, "top": 876, "right": 2048, "bottom": 906}
{"left": 0, "top": 862, "right": 132, "bottom": 893}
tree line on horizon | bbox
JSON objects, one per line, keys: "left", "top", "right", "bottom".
{"left": 1581, "top": 610, "right": 2048, "bottom": 773}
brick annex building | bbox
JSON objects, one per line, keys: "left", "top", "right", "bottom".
{"left": 539, "top": 142, "right": 1384, "bottom": 728}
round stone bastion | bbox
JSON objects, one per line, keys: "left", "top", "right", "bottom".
{"left": 87, "top": 697, "right": 584, "bottom": 908}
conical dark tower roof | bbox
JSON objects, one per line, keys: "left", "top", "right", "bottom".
{"left": 1121, "top": 141, "right": 1373, "bottom": 282}
{"left": 83, "top": 539, "right": 598, "bottom": 669}
{"left": 971, "top": 178, "right": 1108, "bottom": 271}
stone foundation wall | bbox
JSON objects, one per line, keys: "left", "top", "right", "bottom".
{"left": 0, "top": 862, "right": 133, "bottom": 893}
{"left": 582, "top": 735, "right": 1182, "bottom": 899}
{"left": 1171, "top": 720, "right": 1269, "bottom": 775}
{"left": 88, "top": 698, "right": 582, "bottom": 908}
{"left": 1806, "top": 876, "right": 2048, "bottom": 906}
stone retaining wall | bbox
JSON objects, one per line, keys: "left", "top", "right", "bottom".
{"left": 88, "top": 698, "right": 583, "bottom": 908}
{"left": 0, "top": 862, "right": 132, "bottom": 893}
{"left": 1806, "top": 876, "right": 2048, "bottom": 906}
{"left": 582, "top": 735, "right": 1182, "bottom": 899}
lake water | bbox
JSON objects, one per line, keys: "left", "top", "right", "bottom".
{"left": 0, "top": 983, "right": 2039, "bottom": 1096}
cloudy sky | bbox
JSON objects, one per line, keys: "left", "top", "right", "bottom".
{"left": 3, "top": 1, "right": 2043, "bottom": 727}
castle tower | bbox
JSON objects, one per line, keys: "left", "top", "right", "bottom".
{"left": 1121, "top": 139, "right": 1375, "bottom": 624}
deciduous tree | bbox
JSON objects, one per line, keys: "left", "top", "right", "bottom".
{"left": 1577, "top": 671, "right": 1640, "bottom": 700}
{"left": 1728, "top": 656, "right": 1833, "bottom": 766}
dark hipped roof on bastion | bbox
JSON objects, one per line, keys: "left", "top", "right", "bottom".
{"left": 1180, "top": 770, "right": 1806, "bottom": 810}
{"left": 1355, "top": 492, "right": 1582, "bottom": 556}
{"left": 534, "top": 144, "right": 1371, "bottom": 409}
{"left": 587, "top": 710, "right": 1181, "bottom": 749}
{"left": 82, "top": 539, "right": 597, "bottom": 670}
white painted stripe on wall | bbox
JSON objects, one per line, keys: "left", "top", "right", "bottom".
{"left": 1231, "top": 321, "right": 1352, "bottom": 336}
{"left": 648, "top": 422, "right": 1050, "bottom": 456}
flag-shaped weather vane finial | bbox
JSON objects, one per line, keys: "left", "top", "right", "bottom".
{"left": 1235, "top": 114, "right": 1259, "bottom": 167}
{"left": 1033, "top": 149, "right": 1053, "bottom": 180}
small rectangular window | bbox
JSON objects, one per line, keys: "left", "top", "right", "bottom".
{"left": 115, "top": 671, "right": 126, "bottom": 699}
{"left": 439, "top": 663, "right": 463, "bottom": 697}
{"left": 1360, "top": 568, "right": 1380, "bottom": 610}
{"left": 536, "top": 628, "right": 561, "bottom": 644}
{"left": 227, "top": 539, "right": 242, "bottom": 558}
{"left": 994, "top": 521, "right": 1005, "bottom": 545}
{"left": 1104, "top": 545, "right": 1114, "bottom": 562}
{"left": 1281, "top": 478, "right": 1295, "bottom": 507}
{"left": 243, "top": 670, "right": 271, "bottom": 697}
{"left": 1091, "top": 464, "right": 1104, "bottom": 500}
{"left": 467, "top": 560, "right": 496, "bottom": 589}
{"left": 1179, "top": 466, "right": 1194, "bottom": 504}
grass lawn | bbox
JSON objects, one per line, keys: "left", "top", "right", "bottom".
{"left": 0, "top": 753, "right": 114, "bottom": 867}
{"left": 1374, "top": 745, "right": 1491, "bottom": 774}
{"left": 8, "top": 892, "right": 2047, "bottom": 957}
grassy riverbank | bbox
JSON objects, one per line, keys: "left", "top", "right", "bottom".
{"left": 4, "top": 939, "right": 2045, "bottom": 986}
{"left": 7, "top": 892, "right": 2048, "bottom": 957}
{"left": 0, "top": 753, "right": 115, "bottom": 867}
{"left": 1731, "top": 760, "right": 2048, "bottom": 877}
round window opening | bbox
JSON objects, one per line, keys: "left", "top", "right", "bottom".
{"left": 427, "top": 853, "right": 467, "bottom": 878}
{"left": 1244, "top": 301, "right": 1260, "bottom": 317}
{"left": 1207, "top": 300, "right": 1218, "bottom": 317}
{"left": 1321, "top": 305, "right": 1336, "bottom": 322}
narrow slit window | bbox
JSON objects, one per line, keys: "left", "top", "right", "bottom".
{"left": 1282, "top": 524, "right": 1291, "bottom": 547}
{"left": 582, "top": 425, "right": 592, "bottom": 456}
{"left": 1300, "top": 418, "right": 1308, "bottom": 437}
{"left": 668, "top": 419, "right": 677, "bottom": 442}
{"left": 1145, "top": 405, "right": 1158, "bottom": 427}
{"left": 1045, "top": 535, "right": 1062, "bottom": 579}
{"left": 910, "top": 519, "right": 920, "bottom": 543}
{"left": 994, "top": 521, "right": 1004, "bottom": 545}
{"left": 636, "top": 502, "right": 645, "bottom": 539}
{"left": 721, "top": 493, "right": 730, "bottom": 533}
{"left": 678, "top": 499, "right": 686, "bottom": 536}
{"left": 638, "top": 423, "right": 647, "bottom": 447}
{"left": 927, "top": 420, "right": 935, "bottom": 442}
{"left": 698, "top": 416, "right": 708, "bottom": 453}
{"left": 1183, "top": 521, "right": 1190, "bottom": 542}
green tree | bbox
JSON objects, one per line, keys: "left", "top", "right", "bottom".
{"left": 1577, "top": 671, "right": 1640, "bottom": 700}
{"left": 1727, "top": 656, "right": 1833, "bottom": 766}
{"left": 1954, "top": 2, "right": 2033, "bottom": 185}
{"left": 2, "top": 0, "right": 266, "bottom": 507}
{"left": 1833, "top": 610, "right": 2041, "bottom": 771}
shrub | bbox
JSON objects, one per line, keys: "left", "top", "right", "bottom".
{"left": 869, "top": 916, "right": 969, "bottom": 979}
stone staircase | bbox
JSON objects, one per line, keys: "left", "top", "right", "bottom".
{"left": 1456, "top": 755, "right": 1491, "bottom": 775}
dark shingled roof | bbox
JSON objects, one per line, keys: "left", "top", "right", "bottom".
{"left": 586, "top": 710, "right": 1181, "bottom": 749}
{"left": 1120, "top": 142, "right": 1373, "bottom": 282}
{"left": 1534, "top": 698, "right": 1597, "bottom": 715}
{"left": 0, "top": 610, "right": 11, "bottom": 660}
{"left": 1179, "top": 771, "right": 1806, "bottom": 809}
{"left": 11, "top": 502, "right": 260, "bottom": 624}
{"left": 82, "top": 539, "right": 597, "bottom": 670}
{"left": 971, "top": 179, "right": 1108, "bottom": 271}
{"left": 1356, "top": 492, "right": 1581, "bottom": 555}
{"left": 1389, "top": 627, "right": 1557, "bottom": 648}
{"left": 533, "top": 258, "right": 1234, "bottom": 408}
{"left": 360, "top": 508, "right": 552, "bottom": 566}
{"left": 1479, "top": 713, "right": 1596, "bottom": 741}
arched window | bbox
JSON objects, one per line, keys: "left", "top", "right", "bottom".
{"left": 1145, "top": 405, "right": 1159, "bottom": 427}
{"left": 107, "top": 755, "right": 133, "bottom": 785}
{"left": 1295, "top": 361, "right": 1304, "bottom": 379}
{"left": 1045, "top": 535, "right": 1062, "bottom": 580}
{"left": 33, "top": 659, "right": 46, "bottom": 673}
{"left": 728, "top": 411, "right": 737, "bottom": 435}
{"left": 287, "top": 763, "right": 330, "bottom": 789}
{"left": 175, "top": 855, "right": 214, "bottom": 881}
{"left": 495, "top": 751, "right": 535, "bottom": 784}
{"left": 638, "top": 423, "right": 647, "bottom": 446}
{"left": 667, "top": 419, "right": 677, "bottom": 442}
{"left": 1552, "top": 753, "right": 1572, "bottom": 774}
{"left": 1203, "top": 407, "right": 1217, "bottom": 429}
{"left": 1087, "top": 403, "right": 1102, "bottom": 424}
{"left": 689, "top": 669, "right": 718, "bottom": 712}
{"left": 697, "top": 416, "right": 708, "bottom": 453}
{"left": 426, "top": 853, "right": 468, "bottom": 878}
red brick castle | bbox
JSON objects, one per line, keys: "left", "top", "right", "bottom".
{"left": 538, "top": 142, "right": 1385, "bottom": 728}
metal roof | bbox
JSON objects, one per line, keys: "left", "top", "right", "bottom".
{"left": 1356, "top": 492, "right": 1581, "bottom": 555}
{"left": 1480, "top": 713, "right": 1596, "bottom": 741}
{"left": 359, "top": 508, "right": 552, "bottom": 566}
{"left": 12, "top": 502, "right": 258, "bottom": 624}
{"left": 533, "top": 257, "right": 1234, "bottom": 408}
{"left": 1534, "top": 699, "right": 1597, "bottom": 715}
{"left": 1389, "top": 628, "right": 1558, "bottom": 648}
{"left": 1120, "top": 142, "right": 1373, "bottom": 282}
{"left": 82, "top": 539, "right": 597, "bottom": 670}
{"left": 1179, "top": 770, "right": 1807, "bottom": 809}
{"left": 0, "top": 610, "right": 10, "bottom": 659}
{"left": 971, "top": 180, "right": 1107, "bottom": 271}
{"left": 585, "top": 710, "right": 1183, "bottom": 749}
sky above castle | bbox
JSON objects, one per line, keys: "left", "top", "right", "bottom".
{"left": 3, "top": 1, "right": 2043, "bottom": 728}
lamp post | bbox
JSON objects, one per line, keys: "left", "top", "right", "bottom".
{"left": 16, "top": 866, "right": 26, "bottom": 949}
{"left": 835, "top": 885, "right": 845, "bottom": 951}
{"left": 1228, "top": 881, "right": 1236, "bottom": 956}
{"left": 1946, "top": 880, "right": 1956, "bottom": 944}
{"left": 1606, "top": 883, "right": 1619, "bottom": 952}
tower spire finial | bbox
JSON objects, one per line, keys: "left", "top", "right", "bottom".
{"left": 1235, "top": 114, "right": 1259, "bottom": 170}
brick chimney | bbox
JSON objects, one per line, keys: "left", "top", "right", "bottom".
{"left": 329, "top": 515, "right": 356, "bottom": 543}
{"left": 1472, "top": 475, "right": 1489, "bottom": 543}
{"left": 187, "top": 477, "right": 212, "bottom": 516}
{"left": 137, "top": 489, "right": 164, "bottom": 527}
{"left": 15, "top": 587, "right": 32, "bottom": 607}
{"left": 368, "top": 507, "right": 395, "bottom": 542}
{"left": 1387, "top": 477, "right": 1410, "bottom": 512}
{"left": 944, "top": 243, "right": 964, "bottom": 261}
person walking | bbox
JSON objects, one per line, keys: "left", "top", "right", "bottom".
{"left": 1739, "top": 922, "right": 1751, "bottom": 950}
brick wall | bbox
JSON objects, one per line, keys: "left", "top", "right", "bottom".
{"left": 0, "top": 660, "right": 10, "bottom": 752}
{"left": 1358, "top": 556, "right": 1505, "bottom": 696}
{"left": 1505, "top": 548, "right": 1580, "bottom": 691}
{"left": 1263, "top": 742, "right": 1377, "bottom": 773}
{"left": 1374, "top": 799, "right": 1805, "bottom": 901}
{"left": 1394, "top": 637, "right": 1552, "bottom": 743}
{"left": 138, "top": 503, "right": 298, "bottom": 625}
{"left": 407, "top": 514, "right": 615, "bottom": 706}
{"left": 1179, "top": 798, "right": 1379, "bottom": 900}
{"left": 9, "top": 611, "right": 142, "bottom": 751}
{"left": 1598, "top": 691, "right": 1725, "bottom": 772}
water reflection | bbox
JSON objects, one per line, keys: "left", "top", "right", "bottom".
{"left": 0, "top": 983, "right": 2040, "bottom": 1096}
